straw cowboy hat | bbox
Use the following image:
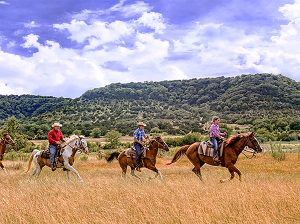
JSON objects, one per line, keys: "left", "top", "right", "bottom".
{"left": 52, "top": 122, "right": 62, "bottom": 128}
{"left": 137, "top": 122, "right": 146, "bottom": 127}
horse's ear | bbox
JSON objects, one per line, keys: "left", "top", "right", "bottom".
{"left": 250, "top": 132, "right": 255, "bottom": 137}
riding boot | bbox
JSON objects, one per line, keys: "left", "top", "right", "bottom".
{"left": 51, "top": 162, "right": 56, "bottom": 171}
{"left": 135, "top": 163, "right": 142, "bottom": 172}
{"left": 213, "top": 156, "right": 220, "bottom": 164}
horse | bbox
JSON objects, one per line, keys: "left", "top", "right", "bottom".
{"left": 26, "top": 135, "right": 88, "bottom": 181}
{"left": 167, "top": 132, "right": 262, "bottom": 182}
{"left": 106, "top": 136, "right": 169, "bottom": 180}
{"left": 0, "top": 133, "right": 15, "bottom": 174}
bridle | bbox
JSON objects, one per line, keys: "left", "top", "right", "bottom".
{"left": 64, "top": 136, "right": 88, "bottom": 153}
{"left": 242, "top": 136, "right": 260, "bottom": 159}
{"left": 242, "top": 147, "right": 256, "bottom": 159}
{"left": 148, "top": 138, "right": 169, "bottom": 150}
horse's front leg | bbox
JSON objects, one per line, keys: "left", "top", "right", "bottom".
{"left": 63, "top": 160, "right": 83, "bottom": 182}
{"left": 220, "top": 163, "right": 242, "bottom": 183}
{"left": 0, "top": 162, "right": 8, "bottom": 175}
{"left": 130, "top": 167, "right": 141, "bottom": 180}
{"left": 145, "top": 160, "right": 163, "bottom": 181}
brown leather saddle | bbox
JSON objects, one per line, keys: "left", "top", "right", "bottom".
{"left": 124, "top": 146, "right": 147, "bottom": 159}
{"left": 198, "top": 140, "right": 224, "bottom": 158}
{"left": 40, "top": 145, "right": 64, "bottom": 167}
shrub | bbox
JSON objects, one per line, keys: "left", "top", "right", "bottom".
{"left": 91, "top": 128, "right": 101, "bottom": 138}
{"left": 87, "top": 141, "right": 99, "bottom": 152}
{"left": 182, "top": 132, "right": 202, "bottom": 145}
{"left": 105, "top": 130, "right": 121, "bottom": 149}
{"left": 270, "top": 143, "right": 286, "bottom": 161}
{"left": 79, "top": 154, "right": 89, "bottom": 161}
{"left": 150, "top": 127, "right": 161, "bottom": 134}
{"left": 73, "top": 129, "right": 81, "bottom": 135}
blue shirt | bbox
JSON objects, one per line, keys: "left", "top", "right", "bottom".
{"left": 133, "top": 128, "right": 146, "bottom": 142}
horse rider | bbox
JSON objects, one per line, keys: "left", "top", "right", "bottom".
{"left": 210, "top": 116, "right": 227, "bottom": 163}
{"left": 133, "top": 122, "right": 149, "bottom": 172}
{"left": 48, "top": 122, "right": 66, "bottom": 171}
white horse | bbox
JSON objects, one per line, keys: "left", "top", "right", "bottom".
{"left": 26, "top": 135, "right": 88, "bottom": 181}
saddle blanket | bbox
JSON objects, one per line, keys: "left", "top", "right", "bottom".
{"left": 124, "top": 147, "right": 147, "bottom": 158}
{"left": 198, "top": 141, "right": 224, "bottom": 158}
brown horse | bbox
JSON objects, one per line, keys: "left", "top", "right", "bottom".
{"left": 107, "top": 136, "right": 169, "bottom": 180}
{"left": 0, "top": 133, "right": 16, "bottom": 174}
{"left": 167, "top": 132, "right": 262, "bottom": 182}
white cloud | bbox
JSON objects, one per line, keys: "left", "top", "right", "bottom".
{"left": 22, "top": 34, "right": 40, "bottom": 48}
{"left": 54, "top": 19, "right": 134, "bottom": 49}
{"left": 72, "top": 0, "right": 152, "bottom": 21}
{"left": 0, "top": 1, "right": 9, "bottom": 5}
{"left": 1, "top": 0, "right": 300, "bottom": 97}
{"left": 24, "top": 21, "right": 40, "bottom": 29}
{"left": 109, "top": 0, "right": 152, "bottom": 17}
{"left": 137, "top": 12, "right": 166, "bottom": 34}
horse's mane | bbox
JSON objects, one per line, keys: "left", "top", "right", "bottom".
{"left": 65, "top": 135, "right": 79, "bottom": 144}
{"left": 224, "top": 134, "right": 242, "bottom": 147}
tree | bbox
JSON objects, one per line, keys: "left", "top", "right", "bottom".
{"left": 290, "top": 120, "right": 300, "bottom": 131}
{"left": 105, "top": 130, "right": 121, "bottom": 148}
{"left": 91, "top": 128, "right": 101, "bottom": 138}
{"left": 73, "top": 129, "right": 82, "bottom": 135}
{"left": 6, "top": 116, "right": 19, "bottom": 138}
{"left": 150, "top": 127, "right": 161, "bottom": 134}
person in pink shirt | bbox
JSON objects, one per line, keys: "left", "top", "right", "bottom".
{"left": 210, "top": 116, "right": 227, "bottom": 163}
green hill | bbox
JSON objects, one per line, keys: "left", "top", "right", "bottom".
{"left": 1, "top": 74, "right": 299, "bottom": 139}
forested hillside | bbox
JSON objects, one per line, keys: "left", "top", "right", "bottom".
{"left": 0, "top": 74, "right": 299, "bottom": 140}
{"left": 0, "top": 95, "right": 71, "bottom": 119}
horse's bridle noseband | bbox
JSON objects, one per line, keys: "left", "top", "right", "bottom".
{"left": 148, "top": 138, "right": 169, "bottom": 150}
{"left": 242, "top": 136, "right": 260, "bottom": 159}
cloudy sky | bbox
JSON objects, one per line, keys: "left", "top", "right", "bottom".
{"left": 0, "top": 0, "right": 299, "bottom": 97}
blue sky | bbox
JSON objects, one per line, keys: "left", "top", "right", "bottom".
{"left": 0, "top": 0, "right": 299, "bottom": 97}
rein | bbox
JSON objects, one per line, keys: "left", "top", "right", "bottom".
{"left": 242, "top": 147, "right": 256, "bottom": 159}
{"left": 63, "top": 138, "right": 87, "bottom": 153}
{"left": 241, "top": 137, "right": 257, "bottom": 159}
{"left": 147, "top": 138, "right": 167, "bottom": 150}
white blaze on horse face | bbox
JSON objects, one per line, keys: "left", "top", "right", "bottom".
{"left": 81, "top": 139, "right": 88, "bottom": 153}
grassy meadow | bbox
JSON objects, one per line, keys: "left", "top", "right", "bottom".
{"left": 0, "top": 146, "right": 300, "bottom": 224}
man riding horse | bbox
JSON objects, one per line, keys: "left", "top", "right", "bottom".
{"left": 133, "top": 122, "right": 149, "bottom": 172}
{"left": 48, "top": 122, "right": 66, "bottom": 171}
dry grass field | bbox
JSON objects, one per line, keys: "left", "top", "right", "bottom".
{"left": 0, "top": 152, "right": 299, "bottom": 224}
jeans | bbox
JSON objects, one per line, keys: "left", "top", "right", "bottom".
{"left": 134, "top": 143, "right": 143, "bottom": 167}
{"left": 49, "top": 144, "right": 57, "bottom": 168}
{"left": 210, "top": 137, "right": 218, "bottom": 159}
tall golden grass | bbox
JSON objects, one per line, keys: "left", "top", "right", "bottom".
{"left": 0, "top": 152, "right": 299, "bottom": 224}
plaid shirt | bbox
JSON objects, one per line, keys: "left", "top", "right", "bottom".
{"left": 210, "top": 123, "right": 221, "bottom": 138}
{"left": 133, "top": 128, "right": 146, "bottom": 142}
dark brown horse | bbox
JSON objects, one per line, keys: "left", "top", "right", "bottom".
{"left": 107, "top": 136, "right": 169, "bottom": 180}
{"left": 0, "top": 133, "right": 16, "bottom": 174}
{"left": 167, "top": 132, "right": 262, "bottom": 182}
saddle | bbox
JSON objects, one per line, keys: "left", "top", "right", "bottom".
{"left": 124, "top": 146, "right": 147, "bottom": 158}
{"left": 198, "top": 140, "right": 224, "bottom": 158}
{"left": 40, "top": 145, "right": 64, "bottom": 167}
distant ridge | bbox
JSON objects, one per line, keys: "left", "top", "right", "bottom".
{"left": 1, "top": 74, "right": 299, "bottom": 136}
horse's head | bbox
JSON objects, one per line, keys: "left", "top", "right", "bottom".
{"left": 152, "top": 136, "right": 169, "bottom": 151}
{"left": 245, "top": 132, "right": 262, "bottom": 153}
{"left": 78, "top": 135, "right": 89, "bottom": 154}
{"left": 1, "top": 133, "right": 15, "bottom": 145}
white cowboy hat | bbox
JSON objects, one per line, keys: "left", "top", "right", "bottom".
{"left": 137, "top": 122, "right": 146, "bottom": 127}
{"left": 52, "top": 122, "right": 62, "bottom": 128}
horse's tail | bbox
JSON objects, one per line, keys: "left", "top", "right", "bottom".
{"left": 26, "top": 149, "right": 39, "bottom": 173}
{"left": 106, "top": 151, "right": 120, "bottom": 163}
{"left": 166, "top": 145, "right": 190, "bottom": 165}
